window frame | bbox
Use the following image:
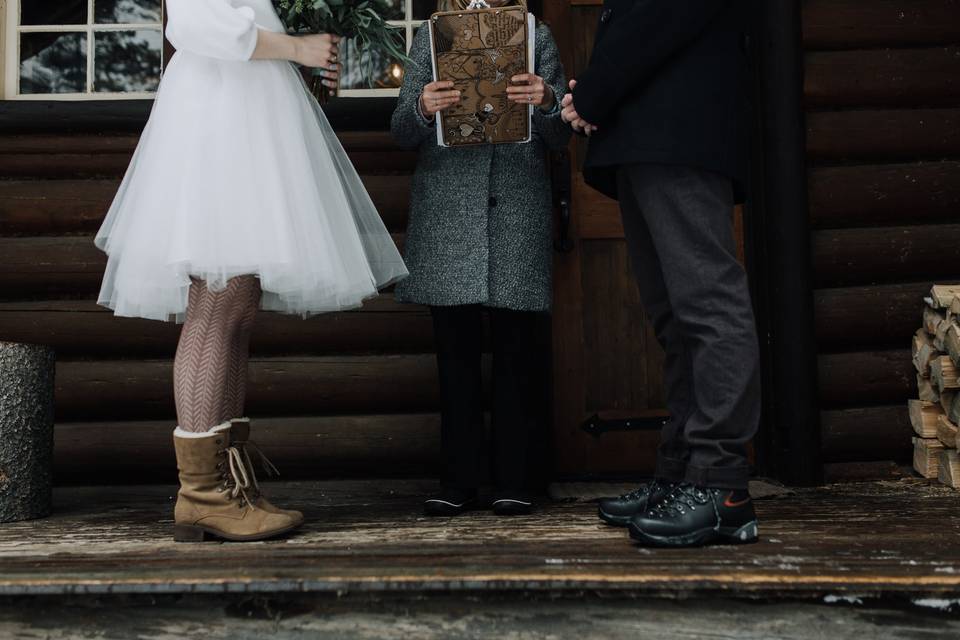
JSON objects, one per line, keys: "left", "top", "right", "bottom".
{"left": 337, "top": 0, "right": 427, "bottom": 99}
{"left": 3, "top": 0, "right": 165, "bottom": 100}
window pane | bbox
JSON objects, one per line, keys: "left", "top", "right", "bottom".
{"left": 95, "top": 0, "right": 162, "bottom": 24}
{"left": 339, "top": 36, "right": 406, "bottom": 90}
{"left": 20, "top": 32, "right": 87, "bottom": 94}
{"left": 413, "top": 0, "right": 437, "bottom": 20}
{"left": 21, "top": 0, "right": 88, "bottom": 26}
{"left": 381, "top": 0, "right": 404, "bottom": 20}
{"left": 94, "top": 29, "right": 163, "bottom": 92}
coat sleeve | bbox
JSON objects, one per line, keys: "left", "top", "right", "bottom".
{"left": 391, "top": 25, "right": 437, "bottom": 151}
{"left": 572, "top": 0, "right": 730, "bottom": 125}
{"left": 531, "top": 25, "right": 572, "bottom": 152}
{"left": 165, "top": 0, "right": 260, "bottom": 62}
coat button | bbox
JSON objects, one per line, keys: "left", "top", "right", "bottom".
{"left": 600, "top": 9, "right": 612, "bottom": 23}
{"left": 489, "top": 197, "right": 498, "bottom": 208}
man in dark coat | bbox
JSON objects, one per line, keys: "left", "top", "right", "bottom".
{"left": 562, "top": 0, "right": 760, "bottom": 548}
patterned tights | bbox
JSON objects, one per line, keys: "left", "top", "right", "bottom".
{"left": 173, "top": 276, "right": 261, "bottom": 433}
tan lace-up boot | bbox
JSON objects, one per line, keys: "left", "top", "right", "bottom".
{"left": 229, "top": 418, "right": 304, "bottom": 523}
{"left": 172, "top": 423, "right": 302, "bottom": 542}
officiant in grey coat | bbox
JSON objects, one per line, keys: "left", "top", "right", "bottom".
{"left": 390, "top": 6, "right": 570, "bottom": 516}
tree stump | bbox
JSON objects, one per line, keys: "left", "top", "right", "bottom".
{"left": 0, "top": 342, "right": 55, "bottom": 522}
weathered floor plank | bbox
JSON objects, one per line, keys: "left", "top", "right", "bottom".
{"left": 2, "top": 594, "right": 959, "bottom": 639}
{"left": 0, "top": 479, "right": 958, "bottom": 599}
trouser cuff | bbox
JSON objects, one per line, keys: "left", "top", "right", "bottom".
{"left": 683, "top": 463, "right": 751, "bottom": 490}
{"left": 655, "top": 455, "right": 687, "bottom": 483}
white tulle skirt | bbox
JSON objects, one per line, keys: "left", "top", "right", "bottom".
{"left": 95, "top": 50, "right": 408, "bottom": 322}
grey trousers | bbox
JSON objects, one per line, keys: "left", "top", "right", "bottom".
{"left": 617, "top": 164, "right": 760, "bottom": 489}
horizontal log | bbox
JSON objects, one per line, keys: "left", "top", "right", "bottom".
{"left": 53, "top": 414, "right": 442, "bottom": 485}
{"left": 805, "top": 47, "right": 960, "bottom": 108}
{"left": 808, "top": 162, "right": 960, "bottom": 229}
{"left": 811, "top": 224, "right": 960, "bottom": 288}
{"left": 55, "top": 355, "right": 450, "bottom": 421}
{"left": 820, "top": 404, "right": 912, "bottom": 463}
{"left": 814, "top": 282, "right": 931, "bottom": 352}
{"left": 0, "top": 235, "right": 405, "bottom": 298}
{"left": 817, "top": 349, "right": 915, "bottom": 408}
{"left": 0, "top": 297, "right": 433, "bottom": 358}
{"left": 803, "top": 0, "right": 960, "bottom": 50}
{"left": 0, "top": 132, "right": 415, "bottom": 178}
{"left": 806, "top": 109, "right": 960, "bottom": 162}
{"left": 0, "top": 176, "right": 411, "bottom": 235}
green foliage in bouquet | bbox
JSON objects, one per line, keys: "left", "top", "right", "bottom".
{"left": 274, "top": 0, "right": 410, "bottom": 87}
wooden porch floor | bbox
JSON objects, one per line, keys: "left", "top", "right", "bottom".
{"left": 1, "top": 479, "right": 959, "bottom": 600}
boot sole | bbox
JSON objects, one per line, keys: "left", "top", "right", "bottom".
{"left": 598, "top": 507, "right": 633, "bottom": 527}
{"left": 628, "top": 521, "right": 760, "bottom": 548}
{"left": 173, "top": 521, "right": 302, "bottom": 543}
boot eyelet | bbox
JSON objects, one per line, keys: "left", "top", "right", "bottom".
{"left": 215, "top": 439, "right": 222, "bottom": 445}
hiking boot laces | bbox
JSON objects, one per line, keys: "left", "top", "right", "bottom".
{"left": 647, "top": 484, "right": 712, "bottom": 518}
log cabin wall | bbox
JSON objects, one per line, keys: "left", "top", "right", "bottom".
{"left": 0, "top": 103, "right": 448, "bottom": 485}
{"left": 802, "top": 0, "right": 960, "bottom": 476}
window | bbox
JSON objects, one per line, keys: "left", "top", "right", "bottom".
{"left": 4, "top": 0, "right": 164, "bottom": 100}
{"left": 1, "top": 0, "right": 437, "bottom": 100}
{"left": 338, "top": 0, "right": 436, "bottom": 98}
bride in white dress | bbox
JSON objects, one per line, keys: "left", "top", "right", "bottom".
{"left": 94, "top": 0, "right": 408, "bottom": 543}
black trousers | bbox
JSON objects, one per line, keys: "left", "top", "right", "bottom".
{"left": 617, "top": 164, "right": 761, "bottom": 490}
{"left": 430, "top": 305, "right": 539, "bottom": 493}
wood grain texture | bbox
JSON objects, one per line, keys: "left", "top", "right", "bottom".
{"left": 808, "top": 162, "right": 960, "bottom": 229}
{"left": 803, "top": 0, "right": 960, "bottom": 50}
{"left": 0, "top": 298, "right": 433, "bottom": 358}
{"left": 53, "top": 415, "right": 442, "bottom": 484}
{"left": 54, "top": 355, "right": 451, "bottom": 421}
{"left": 805, "top": 47, "right": 960, "bottom": 108}
{"left": 817, "top": 349, "right": 915, "bottom": 409}
{"left": 811, "top": 224, "right": 960, "bottom": 288}
{"left": 0, "top": 479, "right": 958, "bottom": 597}
{"left": 813, "top": 282, "right": 930, "bottom": 352}
{"left": 806, "top": 109, "right": 960, "bottom": 162}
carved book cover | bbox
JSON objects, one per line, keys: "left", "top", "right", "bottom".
{"left": 429, "top": 6, "right": 533, "bottom": 146}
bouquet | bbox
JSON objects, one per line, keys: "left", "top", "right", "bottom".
{"left": 274, "top": 0, "right": 410, "bottom": 100}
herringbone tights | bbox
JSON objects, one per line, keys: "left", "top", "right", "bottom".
{"left": 174, "top": 276, "right": 262, "bottom": 433}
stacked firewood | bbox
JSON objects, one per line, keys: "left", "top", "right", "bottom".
{"left": 911, "top": 285, "right": 960, "bottom": 489}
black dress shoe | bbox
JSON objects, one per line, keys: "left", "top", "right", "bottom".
{"left": 423, "top": 488, "right": 479, "bottom": 517}
{"left": 628, "top": 484, "right": 759, "bottom": 548}
{"left": 597, "top": 479, "right": 676, "bottom": 527}
{"left": 492, "top": 494, "right": 533, "bottom": 516}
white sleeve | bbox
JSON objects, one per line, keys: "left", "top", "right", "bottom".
{"left": 165, "top": 0, "right": 260, "bottom": 62}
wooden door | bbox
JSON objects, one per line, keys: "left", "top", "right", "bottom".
{"left": 542, "top": 1, "right": 746, "bottom": 479}
{"left": 542, "top": 1, "right": 667, "bottom": 479}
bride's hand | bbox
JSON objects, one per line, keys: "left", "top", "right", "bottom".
{"left": 294, "top": 34, "right": 341, "bottom": 80}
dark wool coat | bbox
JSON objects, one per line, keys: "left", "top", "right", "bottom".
{"left": 390, "top": 23, "right": 570, "bottom": 312}
{"left": 572, "top": 0, "right": 752, "bottom": 202}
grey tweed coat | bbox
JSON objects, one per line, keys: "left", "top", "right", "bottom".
{"left": 391, "top": 22, "right": 571, "bottom": 312}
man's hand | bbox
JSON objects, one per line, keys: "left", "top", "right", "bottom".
{"left": 560, "top": 79, "right": 598, "bottom": 136}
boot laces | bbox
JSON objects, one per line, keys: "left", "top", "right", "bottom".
{"left": 619, "top": 479, "right": 670, "bottom": 501}
{"left": 236, "top": 440, "right": 280, "bottom": 499}
{"left": 648, "top": 484, "right": 712, "bottom": 518}
{"left": 218, "top": 445, "right": 258, "bottom": 509}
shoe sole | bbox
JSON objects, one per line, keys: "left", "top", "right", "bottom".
{"left": 598, "top": 507, "right": 633, "bottom": 527}
{"left": 423, "top": 499, "right": 477, "bottom": 517}
{"left": 173, "top": 521, "right": 302, "bottom": 543}
{"left": 628, "top": 521, "right": 760, "bottom": 548}
{"left": 493, "top": 500, "right": 533, "bottom": 516}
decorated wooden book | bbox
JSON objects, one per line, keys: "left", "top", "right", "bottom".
{"left": 429, "top": 5, "right": 534, "bottom": 146}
